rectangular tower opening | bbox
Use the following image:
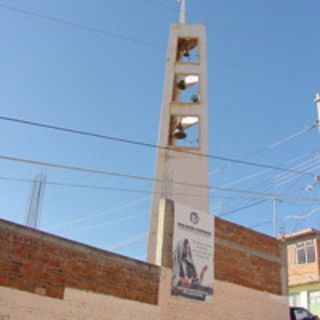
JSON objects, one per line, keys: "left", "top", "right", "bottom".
{"left": 169, "top": 115, "right": 200, "bottom": 148}
{"left": 176, "top": 38, "right": 199, "bottom": 63}
{"left": 173, "top": 74, "right": 200, "bottom": 104}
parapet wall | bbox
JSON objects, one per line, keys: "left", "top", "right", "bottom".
{"left": 215, "top": 217, "right": 286, "bottom": 295}
{"left": 0, "top": 219, "right": 160, "bottom": 305}
{"left": 0, "top": 218, "right": 289, "bottom": 320}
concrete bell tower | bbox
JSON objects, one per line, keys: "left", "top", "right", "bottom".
{"left": 147, "top": 0, "right": 209, "bottom": 264}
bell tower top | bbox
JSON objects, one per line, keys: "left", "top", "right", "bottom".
{"left": 178, "top": 0, "right": 186, "bottom": 24}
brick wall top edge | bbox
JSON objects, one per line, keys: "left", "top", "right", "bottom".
{"left": 282, "top": 228, "right": 320, "bottom": 241}
{"left": 215, "top": 217, "right": 281, "bottom": 256}
{"left": 0, "top": 218, "right": 159, "bottom": 273}
{"left": 283, "top": 233, "right": 320, "bottom": 245}
{"left": 215, "top": 217, "right": 278, "bottom": 243}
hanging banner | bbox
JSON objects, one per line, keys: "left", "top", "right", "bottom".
{"left": 171, "top": 202, "right": 214, "bottom": 301}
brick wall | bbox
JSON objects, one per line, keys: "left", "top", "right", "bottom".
{"left": 0, "top": 219, "right": 160, "bottom": 304}
{"left": 215, "top": 217, "right": 281, "bottom": 256}
{"left": 215, "top": 217, "right": 285, "bottom": 295}
{"left": 0, "top": 217, "right": 289, "bottom": 320}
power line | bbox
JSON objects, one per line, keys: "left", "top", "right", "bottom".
{"left": 0, "top": 4, "right": 164, "bottom": 49}
{"left": 1, "top": 3, "right": 314, "bottom": 83}
{"left": 209, "top": 125, "right": 315, "bottom": 176}
{"left": 141, "top": 0, "right": 313, "bottom": 62}
{"left": 140, "top": 0, "right": 178, "bottom": 11}
{"left": 0, "top": 115, "right": 317, "bottom": 178}
{"left": 284, "top": 207, "right": 320, "bottom": 221}
{"left": 1, "top": 153, "right": 320, "bottom": 204}
{"left": 275, "top": 154, "right": 320, "bottom": 183}
{"left": 0, "top": 174, "right": 240, "bottom": 200}
{"left": 64, "top": 211, "right": 148, "bottom": 235}
{"left": 107, "top": 232, "right": 147, "bottom": 251}
{"left": 47, "top": 196, "right": 150, "bottom": 230}
{"left": 212, "top": 153, "right": 320, "bottom": 216}
{"left": 249, "top": 220, "right": 272, "bottom": 229}
{"left": 0, "top": 174, "right": 153, "bottom": 194}
{"left": 218, "top": 199, "right": 268, "bottom": 218}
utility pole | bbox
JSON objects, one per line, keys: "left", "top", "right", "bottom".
{"left": 315, "top": 93, "right": 320, "bottom": 129}
{"left": 272, "top": 198, "right": 278, "bottom": 237}
{"left": 314, "top": 93, "right": 320, "bottom": 184}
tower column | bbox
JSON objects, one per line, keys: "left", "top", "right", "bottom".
{"left": 147, "top": 22, "right": 209, "bottom": 264}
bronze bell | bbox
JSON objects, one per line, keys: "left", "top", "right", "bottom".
{"left": 177, "top": 80, "right": 186, "bottom": 90}
{"left": 191, "top": 94, "right": 199, "bottom": 103}
{"left": 173, "top": 123, "right": 187, "bottom": 140}
{"left": 183, "top": 51, "right": 190, "bottom": 58}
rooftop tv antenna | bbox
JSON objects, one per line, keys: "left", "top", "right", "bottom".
{"left": 178, "top": 0, "right": 186, "bottom": 24}
{"left": 25, "top": 172, "right": 46, "bottom": 229}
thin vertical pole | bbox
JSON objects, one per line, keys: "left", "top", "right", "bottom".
{"left": 273, "top": 198, "right": 278, "bottom": 237}
{"left": 315, "top": 93, "right": 320, "bottom": 130}
{"left": 178, "top": 0, "right": 186, "bottom": 24}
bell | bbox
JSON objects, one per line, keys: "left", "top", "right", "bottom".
{"left": 183, "top": 51, "right": 190, "bottom": 58}
{"left": 173, "top": 123, "right": 187, "bottom": 140}
{"left": 191, "top": 94, "right": 199, "bottom": 103}
{"left": 177, "top": 80, "right": 186, "bottom": 90}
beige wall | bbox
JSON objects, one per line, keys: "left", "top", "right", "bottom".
{"left": 286, "top": 236, "right": 320, "bottom": 286}
{"left": 0, "top": 269, "right": 289, "bottom": 320}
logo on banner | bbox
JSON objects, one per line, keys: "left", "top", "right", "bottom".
{"left": 190, "top": 211, "right": 200, "bottom": 225}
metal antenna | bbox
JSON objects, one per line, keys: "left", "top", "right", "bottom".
{"left": 177, "top": 0, "right": 186, "bottom": 24}
{"left": 25, "top": 172, "right": 46, "bottom": 229}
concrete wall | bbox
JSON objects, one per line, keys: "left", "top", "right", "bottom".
{"left": 0, "top": 275, "right": 289, "bottom": 320}
{"left": 0, "top": 219, "right": 289, "bottom": 319}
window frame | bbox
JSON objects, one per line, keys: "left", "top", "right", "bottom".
{"left": 296, "top": 239, "right": 316, "bottom": 265}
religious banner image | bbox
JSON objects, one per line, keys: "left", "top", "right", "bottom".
{"left": 171, "top": 202, "right": 214, "bottom": 301}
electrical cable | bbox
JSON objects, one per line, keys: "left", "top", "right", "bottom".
{"left": 209, "top": 124, "right": 315, "bottom": 176}
{"left": 2, "top": 154, "right": 320, "bottom": 206}
{"left": 0, "top": 115, "right": 316, "bottom": 178}
{"left": 1, "top": 2, "right": 314, "bottom": 82}
{"left": 107, "top": 232, "right": 147, "bottom": 251}
{"left": 0, "top": 173, "right": 247, "bottom": 201}
{"left": 64, "top": 211, "right": 148, "bottom": 235}
{"left": 140, "top": 0, "right": 178, "bottom": 11}
{"left": 275, "top": 154, "right": 320, "bottom": 182}
{"left": 0, "top": 4, "right": 164, "bottom": 49}
{"left": 214, "top": 154, "right": 320, "bottom": 216}
{"left": 249, "top": 220, "right": 272, "bottom": 229}
{"left": 284, "top": 207, "right": 320, "bottom": 221}
{"left": 217, "top": 199, "right": 268, "bottom": 218}
{"left": 47, "top": 196, "right": 150, "bottom": 230}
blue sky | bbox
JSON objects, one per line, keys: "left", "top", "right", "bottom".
{"left": 0, "top": 0, "right": 320, "bottom": 260}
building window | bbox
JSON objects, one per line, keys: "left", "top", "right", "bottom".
{"left": 309, "top": 291, "right": 320, "bottom": 316}
{"left": 289, "top": 293, "right": 301, "bottom": 307}
{"left": 296, "top": 240, "right": 316, "bottom": 264}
